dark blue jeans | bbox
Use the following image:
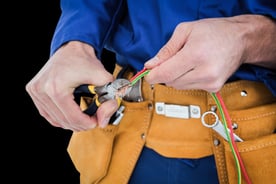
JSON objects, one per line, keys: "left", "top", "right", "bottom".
{"left": 129, "top": 147, "right": 219, "bottom": 184}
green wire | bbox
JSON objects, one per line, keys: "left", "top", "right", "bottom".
{"left": 211, "top": 93, "right": 242, "bottom": 184}
{"left": 130, "top": 70, "right": 150, "bottom": 86}
{"left": 129, "top": 71, "right": 242, "bottom": 183}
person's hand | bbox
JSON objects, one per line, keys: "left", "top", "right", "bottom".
{"left": 25, "top": 41, "right": 118, "bottom": 131}
{"left": 144, "top": 16, "right": 247, "bottom": 92}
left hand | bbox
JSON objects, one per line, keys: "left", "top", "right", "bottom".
{"left": 144, "top": 17, "right": 246, "bottom": 92}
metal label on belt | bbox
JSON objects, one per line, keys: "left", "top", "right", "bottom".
{"left": 155, "top": 102, "right": 201, "bottom": 119}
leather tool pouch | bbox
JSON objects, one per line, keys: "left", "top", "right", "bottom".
{"left": 224, "top": 134, "right": 276, "bottom": 184}
{"left": 67, "top": 100, "right": 153, "bottom": 184}
{"left": 68, "top": 64, "right": 152, "bottom": 184}
{"left": 67, "top": 126, "right": 118, "bottom": 184}
{"left": 69, "top": 58, "right": 276, "bottom": 184}
{"left": 211, "top": 81, "right": 276, "bottom": 184}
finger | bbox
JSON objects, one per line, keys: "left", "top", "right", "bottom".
{"left": 96, "top": 99, "right": 120, "bottom": 128}
{"left": 80, "top": 60, "right": 115, "bottom": 86}
{"left": 165, "top": 67, "right": 225, "bottom": 92}
{"left": 52, "top": 91, "right": 98, "bottom": 131}
{"left": 26, "top": 81, "right": 63, "bottom": 127}
{"left": 30, "top": 96, "right": 61, "bottom": 128}
{"left": 145, "top": 49, "right": 194, "bottom": 84}
{"left": 145, "top": 22, "right": 192, "bottom": 68}
{"left": 28, "top": 80, "right": 97, "bottom": 131}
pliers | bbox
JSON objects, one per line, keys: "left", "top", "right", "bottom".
{"left": 74, "top": 79, "right": 131, "bottom": 116}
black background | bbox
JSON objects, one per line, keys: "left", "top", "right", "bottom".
{"left": 6, "top": 1, "right": 80, "bottom": 183}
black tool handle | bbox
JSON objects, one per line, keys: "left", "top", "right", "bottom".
{"left": 74, "top": 84, "right": 98, "bottom": 115}
{"left": 74, "top": 84, "right": 118, "bottom": 124}
{"left": 82, "top": 101, "right": 98, "bottom": 115}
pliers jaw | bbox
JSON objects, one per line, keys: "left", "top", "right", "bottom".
{"left": 74, "top": 79, "right": 132, "bottom": 117}
{"left": 95, "top": 79, "right": 131, "bottom": 104}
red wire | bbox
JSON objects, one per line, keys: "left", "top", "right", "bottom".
{"left": 130, "top": 68, "right": 148, "bottom": 82}
{"left": 130, "top": 69, "right": 253, "bottom": 183}
{"left": 216, "top": 92, "right": 252, "bottom": 184}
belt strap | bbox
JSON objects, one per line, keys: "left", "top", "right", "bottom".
{"left": 68, "top": 64, "right": 276, "bottom": 184}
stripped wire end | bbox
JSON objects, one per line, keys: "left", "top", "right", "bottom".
{"left": 130, "top": 68, "right": 150, "bottom": 86}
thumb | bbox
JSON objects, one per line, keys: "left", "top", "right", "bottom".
{"left": 144, "top": 23, "right": 191, "bottom": 69}
{"left": 97, "top": 99, "right": 120, "bottom": 128}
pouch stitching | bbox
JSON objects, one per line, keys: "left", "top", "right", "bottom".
{"left": 221, "top": 81, "right": 267, "bottom": 95}
{"left": 164, "top": 90, "right": 207, "bottom": 96}
{"left": 238, "top": 140, "right": 276, "bottom": 152}
{"left": 96, "top": 128, "right": 118, "bottom": 183}
{"left": 231, "top": 111, "right": 275, "bottom": 121}
{"left": 120, "top": 111, "right": 152, "bottom": 183}
{"left": 213, "top": 135, "right": 229, "bottom": 183}
{"left": 100, "top": 127, "right": 117, "bottom": 133}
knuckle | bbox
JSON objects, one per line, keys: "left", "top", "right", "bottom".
{"left": 205, "top": 80, "right": 224, "bottom": 92}
{"left": 159, "top": 70, "right": 176, "bottom": 83}
{"left": 175, "top": 22, "right": 186, "bottom": 32}
{"left": 157, "top": 45, "right": 174, "bottom": 60}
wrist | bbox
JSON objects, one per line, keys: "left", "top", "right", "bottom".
{"left": 62, "top": 41, "right": 97, "bottom": 58}
{"left": 231, "top": 14, "right": 276, "bottom": 68}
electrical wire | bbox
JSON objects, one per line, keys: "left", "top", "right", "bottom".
{"left": 211, "top": 93, "right": 242, "bottom": 184}
{"left": 211, "top": 92, "right": 252, "bottom": 184}
{"left": 129, "top": 68, "right": 150, "bottom": 85}
{"left": 128, "top": 68, "right": 252, "bottom": 184}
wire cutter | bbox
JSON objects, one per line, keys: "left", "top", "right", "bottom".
{"left": 74, "top": 79, "right": 131, "bottom": 116}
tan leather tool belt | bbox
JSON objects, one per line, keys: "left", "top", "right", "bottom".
{"left": 68, "top": 65, "right": 276, "bottom": 184}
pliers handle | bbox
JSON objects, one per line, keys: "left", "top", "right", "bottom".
{"left": 73, "top": 84, "right": 102, "bottom": 115}
{"left": 74, "top": 79, "right": 131, "bottom": 116}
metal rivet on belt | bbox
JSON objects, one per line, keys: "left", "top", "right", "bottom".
{"left": 213, "top": 139, "right": 220, "bottom": 146}
{"left": 156, "top": 105, "right": 163, "bottom": 113}
{"left": 191, "top": 108, "right": 199, "bottom": 115}
{"left": 210, "top": 105, "right": 217, "bottom": 112}
{"left": 232, "top": 123, "right": 238, "bottom": 129}
{"left": 141, "top": 133, "right": 146, "bottom": 139}
{"left": 240, "top": 90, "right": 248, "bottom": 97}
{"left": 148, "top": 103, "right": 153, "bottom": 110}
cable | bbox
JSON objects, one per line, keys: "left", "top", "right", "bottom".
{"left": 129, "top": 68, "right": 150, "bottom": 85}
{"left": 128, "top": 68, "right": 252, "bottom": 184}
{"left": 211, "top": 92, "right": 252, "bottom": 184}
{"left": 211, "top": 93, "right": 242, "bottom": 184}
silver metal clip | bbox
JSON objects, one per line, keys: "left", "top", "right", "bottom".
{"left": 201, "top": 111, "right": 243, "bottom": 142}
{"left": 155, "top": 102, "right": 201, "bottom": 119}
{"left": 110, "top": 105, "right": 125, "bottom": 125}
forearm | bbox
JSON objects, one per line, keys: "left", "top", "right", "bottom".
{"left": 232, "top": 14, "right": 276, "bottom": 69}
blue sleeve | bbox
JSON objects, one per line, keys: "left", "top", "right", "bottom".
{"left": 244, "top": 0, "right": 276, "bottom": 19}
{"left": 50, "top": 0, "right": 124, "bottom": 58}
{"left": 226, "top": 1, "right": 276, "bottom": 96}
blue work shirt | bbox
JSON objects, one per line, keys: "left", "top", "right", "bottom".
{"left": 51, "top": 0, "right": 276, "bottom": 95}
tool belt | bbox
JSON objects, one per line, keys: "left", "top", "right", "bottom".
{"left": 67, "top": 65, "right": 276, "bottom": 184}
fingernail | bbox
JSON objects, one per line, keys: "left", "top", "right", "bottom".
{"left": 99, "top": 118, "right": 110, "bottom": 128}
{"left": 145, "top": 56, "right": 159, "bottom": 65}
{"left": 89, "top": 123, "right": 97, "bottom": 129}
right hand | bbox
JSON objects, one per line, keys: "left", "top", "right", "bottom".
{"left": 25, "top": 41, "right": 118, "bottom": 131}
